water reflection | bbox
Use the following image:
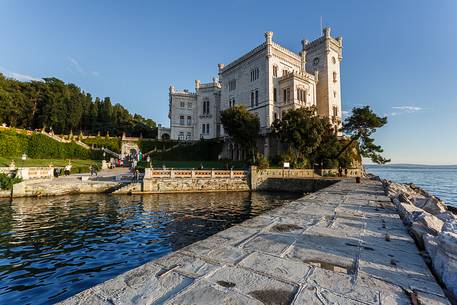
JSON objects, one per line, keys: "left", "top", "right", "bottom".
{"left": 0, "top": 191, "right": 300, "bottom": 305}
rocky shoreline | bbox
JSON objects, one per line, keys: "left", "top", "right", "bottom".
{"left": 374, "top": 175, "right": 457, "bottom": 301}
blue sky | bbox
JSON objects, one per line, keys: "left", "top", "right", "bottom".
{"left": 1, "top": 0, "right": 456, "bottom": 164}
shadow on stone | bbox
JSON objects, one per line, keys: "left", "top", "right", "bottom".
{"left": 271, "top": 224, "right": 303, "bottom": 232}
{"left": 216, "top": 280, "right": 236, "bottom": 288}
{"left": 249, "top": 289, "right": 295, "bottom": 305}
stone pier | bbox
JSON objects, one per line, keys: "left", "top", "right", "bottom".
{"left": 59, "top": 179, "right": 451, "bottom": 305}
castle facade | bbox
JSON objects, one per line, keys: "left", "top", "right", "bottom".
{"left": 159, "top": 27, "right": 343, "bottom": 147}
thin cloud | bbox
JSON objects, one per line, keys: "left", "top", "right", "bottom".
{"left": 68, "top": 56, "right": 85, "bottom": 74}
{"left": 0, "top": 66, "right": 41, "bottom": 82}
{"left": 342, "top": 110, "right": 349, "bottom": 117}
{"left": 390, "top": 105, "right": 423, "bottom": 116}
{"left": 68, "top": 57, "right": 99, "bottom": 77}
{"left": 392, "top": 106, "right": 423, "bottom": 112}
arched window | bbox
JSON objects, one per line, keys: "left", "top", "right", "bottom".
{"left": 333, "top": 72, "right": 338, "bottom": 83}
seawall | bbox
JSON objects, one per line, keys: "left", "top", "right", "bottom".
{"left": 380, "top": 177, "right": 457, "bottom": 302}
{"left": 1, "top": 167, "right": 362, "bottom": 197}
{"left": 58, "top": 179, "right": 451, "bottom": 305}
{"left": 0, "top": 178, "right": 120, "bottom": 198}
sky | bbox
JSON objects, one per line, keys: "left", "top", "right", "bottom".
{"left": 0, "top": 0, "right": 456, "bottom": 165}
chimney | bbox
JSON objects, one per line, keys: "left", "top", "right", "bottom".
{"left": 301, "top": 39, "right": 309, "bottom": 51}
{"left": 265, "top": 31, "right": 273, "bottom": 44}
{"left": 195, "top": 80, "right": 201, "bottom": 90}
{"left": 323, "top": 27, "right": 331, "bottom": 38}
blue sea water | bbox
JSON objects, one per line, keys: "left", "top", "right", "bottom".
{"left": 366, "top": 164, "right": 457, "bottom": 208}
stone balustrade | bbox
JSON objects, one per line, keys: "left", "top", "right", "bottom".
{"left": 0, "top": 167, "right": 53, "bottom": 180}
{"left": 144, "top": 168, "right": 247, "bottom": 179}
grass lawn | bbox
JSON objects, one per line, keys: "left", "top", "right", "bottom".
{"left": 0, "top": 157, "right": 101, "bottom": 168}
{"left": 138, "top": 160, "right": 247, "bottom": 170}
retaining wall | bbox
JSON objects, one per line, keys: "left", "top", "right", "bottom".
{"left": 0, "top": 167, "right": 53, "bottom": 180}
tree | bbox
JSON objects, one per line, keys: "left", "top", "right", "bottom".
{"left": 220, "top": 105, "right": 260, "bottom": 163}
{"left": 271, "top": 106, "right": 339, "bottom": 168}
{"left": 338, "top": 106, "right": 390, "bottom": 164}
{"left": 0, "top": 73, "right": 157, "bottom": 137}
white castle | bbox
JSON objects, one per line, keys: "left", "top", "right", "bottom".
{"left": 158, "top": 27, "right": 343, "bottom": 157}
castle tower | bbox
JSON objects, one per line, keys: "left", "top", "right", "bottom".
{"left": 304, "top": 27, "right": 343, "bottom": 131}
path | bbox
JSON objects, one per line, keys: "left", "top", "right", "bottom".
{"left": 59, "top": 179, "right": 450, "bottom": 304}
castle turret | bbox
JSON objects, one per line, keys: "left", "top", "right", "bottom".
{"left": 304, "top": 27, "right": 343, "bottom": 132}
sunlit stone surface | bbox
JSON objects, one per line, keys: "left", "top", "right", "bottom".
{"left": 59, "top": 180, "right": 451, "bottom": 305}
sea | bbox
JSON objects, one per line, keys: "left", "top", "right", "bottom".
{"left": 366, "top": 164, "right": 457, "bottom": 208}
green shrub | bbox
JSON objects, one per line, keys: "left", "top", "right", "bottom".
{"left": 0, "top": 131, "right": 102, "bottom": 160}
{"left": 0, "top": 173, "right": 22, "bottom": 190}
{"left": 149, "top": 139, "right": 224, "bottom": 161}
{"left": 0, "top": 130, "right": 29, "bottom": 157}
{"left": 139, "top": 139, "right": 179, "bottom": 153}
{"left": 82, "top": 137, "right": 121, "bottom": 153}
{"left": 70, "top": 166, "right": 90, "bottom": 174}
{"left": 254, "top": 153, "right": 269, "bottom": 169}
{"left": 279, "top": 150, "right": 311, "bottom": 169}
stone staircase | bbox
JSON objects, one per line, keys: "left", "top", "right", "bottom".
{"left": 110, "top": 182, "right": 142, "bottom": 194}
{"left": 143, "top": 141, "right": 193, "bottom": 156}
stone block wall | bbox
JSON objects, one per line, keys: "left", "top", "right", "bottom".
{"left": 142, "top": 177, "right": 249, "bottom": 193}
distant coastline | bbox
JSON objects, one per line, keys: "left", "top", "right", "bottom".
{"left": 367, "top": 163, "right": 457, "bottom": 168}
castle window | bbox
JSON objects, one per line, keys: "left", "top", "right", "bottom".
{"left": 179, "top": 115, "right": 184, "bottom": 125}
{"left": 187, "top": 102, "right": 192, "bottom": 109}
{"left": 296, "top": 88, "right": 307, "bottom": 103}
{"left": 178, "top": 132, "right": 184, "bottom": 140}
{"left": 201, "top": 124, "right": 205, "bottom": 134}
{"left": 274, "top": 112, "right": 278, "bottom": 120}
{"left": 273, "top": 65, "right": 278, "bottom": 77}
{"left": 283, "top": 89, "right": 287, "bottom": 103}
{"left": 251, "top": 91, "right": 255, "bottom": 107}
{"left": 186, "top": 132, "right": 191, "bottom": 140}
{"left": 229, "top": 79, "right": 236, "bottom": 91}
{"left": 187, "top": 116, "right": 192, "bottom": 125}
{"left": 282, "top": 69, "right": 288, "bottom": 76}
{"left": 206, "top": 124, "right": 210, "bottom": 134}
{"left": 332, "top": 57, "right": 336, "bottom": 64}
{"left": 255, "top": 90, "right": 259, "bottom": 106}
{"left": 286, "top": 88, "right": 291, "bottom": 102}
{"left": 229, "top": 97, "right": 235, "bottom": 107}
{"left": 180, "top": 101, "right": 185, "bottom": 108}
{"left": 202, "top": 100, "right": 210, "bottom": 115}
{"left": 333, "top": 106, "right": 338, "bottom": 117}
{"left": 333, "top": 91, "right": 337, "bottom": 98}
{"left": 250, "top": 67, "right": 259, "bottom": 82}
{"left": 333, "top": 72, "right": 338, "bottom": 82}
{"left": 273, "top": 88, "right": 277, "bottom": 103}
{"left": 313, "top": 57, "right": 319, "bottom": 66}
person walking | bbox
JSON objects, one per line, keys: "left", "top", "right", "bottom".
{"left": 64, "top": 162, "right": 72, "bottom": 176}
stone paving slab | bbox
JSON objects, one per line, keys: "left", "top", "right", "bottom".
{"left": 58, "top": 179, "right": 451, "bottom": 305}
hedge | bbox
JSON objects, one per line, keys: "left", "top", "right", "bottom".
{"left": 0, "top": 130, "right": 29, "bottom": 157}
{"left": 148, "top": 139, "right": 224, "bottom": 161}
{"left": 0, "top": 130, "right": 102, "bottom": 160}
{"left": 139, "top": 139, "right": 180, "bottom": 153}
{"left": 81, "top": 137, "right": 121, "bottom": 153}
